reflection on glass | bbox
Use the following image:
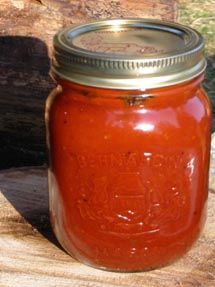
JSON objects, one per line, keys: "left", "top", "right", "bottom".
{"left": 134, "top": 123, "right": 154, "bottom": 132}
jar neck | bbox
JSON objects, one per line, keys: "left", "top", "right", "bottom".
{"left": 57, "top": 73, "right": 204, "bottom": 99}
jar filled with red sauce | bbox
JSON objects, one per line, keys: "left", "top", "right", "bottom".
{"left": 46, "top": 19, "right": 212, "bottom": 271}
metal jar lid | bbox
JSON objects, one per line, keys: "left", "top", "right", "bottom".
{"left": 52, "top": 18, "right": 206, "bottom": 90}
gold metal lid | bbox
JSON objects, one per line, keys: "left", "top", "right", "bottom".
{"left": 52, "top": 18, "right": 206, "bottom": 90}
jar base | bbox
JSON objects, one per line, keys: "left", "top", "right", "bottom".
{"left": 53, "top": 224, "right": 196, "bottom": 273}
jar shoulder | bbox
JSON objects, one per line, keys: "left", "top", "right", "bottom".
{"left": 46, "top": 83, "right": 212, "bottom": 122}
{"left": 46, "top": 85, "right": 63, "bottom": 111}
{"left": 198, "top": 86, "right": 212, "bottom": 115}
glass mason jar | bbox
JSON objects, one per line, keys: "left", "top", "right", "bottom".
{"left": 46, "top": 19, "right": 212, "bottom": 271}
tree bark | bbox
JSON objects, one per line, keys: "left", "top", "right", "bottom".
{"left": 0, "top": 0, "right": 177, "bottom": 168}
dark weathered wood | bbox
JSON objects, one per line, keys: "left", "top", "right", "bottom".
{"left": 0, "top": 167, "right": 214, "bottom": 286}
{"left": 0, "top": 0, "right": 177, "bottom": 169}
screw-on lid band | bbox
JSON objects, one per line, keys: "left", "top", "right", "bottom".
{"left": 52, "top": 18, "right": 206, "bottom": 90}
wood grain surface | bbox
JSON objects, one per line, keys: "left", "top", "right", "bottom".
{"left": 0, "top": 167, "right": 214, "bottom": 287}
{"left": 0, "top": 0, "right": 177, "bottom": 169}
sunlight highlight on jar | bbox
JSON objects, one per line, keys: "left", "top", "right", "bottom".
{"left": 134, "top": 123, "right": 154, "bottom": 132}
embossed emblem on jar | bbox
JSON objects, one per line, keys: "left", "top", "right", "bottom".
{"left": 76, "top": 151, "right": 192, "bottom": 236}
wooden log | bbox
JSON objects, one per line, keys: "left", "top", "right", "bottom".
{"left": 0, "top": 0, "right": 177, "bottom": 169}
{"left": 0, "top": 166, "right": 214, "bottom": 286}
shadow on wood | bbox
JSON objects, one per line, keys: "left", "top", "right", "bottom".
{"left": 0, "top": 36, "right": 55, "bottom": 169}
{"left": 0, "top": 167, "right": 63, "bottom": 251}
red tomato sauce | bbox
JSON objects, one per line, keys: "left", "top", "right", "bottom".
{"left": 46, "top": 74, "right": 211, "bottom": 271}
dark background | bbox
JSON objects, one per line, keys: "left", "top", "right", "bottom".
{"left": 0, "top": 36, "right": 55, "bottom": 169}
